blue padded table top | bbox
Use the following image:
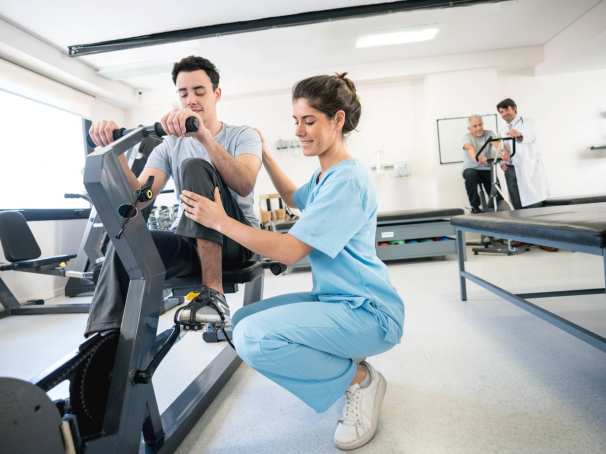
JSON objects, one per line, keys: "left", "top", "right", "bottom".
{"left": 451, "top": 203, "right": 606, "bottom": 249}
{"left": 542, "top": 194, "right": 606, "bottom": 206}
{"left": 378, "top": 208, "right": 464, "bottom": 224}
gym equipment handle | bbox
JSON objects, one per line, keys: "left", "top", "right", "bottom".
{"left": 136, "top": 175, "right": 156, "bottom": 203}
{"left": 475, "top": 136, "right": 516, "bottom": 162}
{"left": 64, "top": 193, "right": 91, "bottom": 203}
{"left": 86, "top": 117, "right": 199, "bottom": 148}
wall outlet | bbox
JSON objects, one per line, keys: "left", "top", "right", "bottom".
{"left": 394, "top": 161, "right": 410, "bottom": 177}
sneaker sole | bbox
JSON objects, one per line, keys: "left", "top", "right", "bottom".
{"left": 335, "top": 372, "right": 387, "bottom": 451}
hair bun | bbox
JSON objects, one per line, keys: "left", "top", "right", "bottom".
{"left": 334, "top": 72, "right": 356, "bottom": 94}
{"left": 292, "top": 73, "right": 362, "bottom": 134}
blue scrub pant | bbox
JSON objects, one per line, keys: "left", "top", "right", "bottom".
{"left": 232, "top": 292, "right": 395, "bottom": 413}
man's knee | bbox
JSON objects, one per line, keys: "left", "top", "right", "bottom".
{"left": 181, "top": 158, "right": 216, "bottom": 184}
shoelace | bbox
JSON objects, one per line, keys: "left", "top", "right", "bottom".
{"left": 340, "top": 385, "right": 362, "bottom": 426}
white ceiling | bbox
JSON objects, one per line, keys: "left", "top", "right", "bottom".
{"left": 0, "top": 0, "right": 601, "bottom": 96}
{"left": 0, "top": 0, "right": 399, "bottom": 47}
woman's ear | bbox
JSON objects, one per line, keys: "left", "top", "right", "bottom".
{"left": 334, "top": 110, "right": 346, "bottom": 131}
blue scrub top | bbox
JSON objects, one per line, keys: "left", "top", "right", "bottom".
{"left": 289, "top": 159, "right": 404, "bottom": 344}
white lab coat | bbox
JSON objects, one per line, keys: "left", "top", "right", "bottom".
{"left": 505, "top": 115, "right": 549, "bottom": 206}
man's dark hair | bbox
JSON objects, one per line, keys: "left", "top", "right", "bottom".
{"left": 496, "top": 98, "right": 517, "bottom": 111}
{"left": 171, "top": 56, "right": 220, "bottom": 90}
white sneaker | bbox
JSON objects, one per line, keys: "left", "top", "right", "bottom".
{"left": 334, "top": 362, "right": 387, "bottom": 451}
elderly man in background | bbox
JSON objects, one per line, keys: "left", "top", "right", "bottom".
{"left": 461, "top": 115, "right": 499, "bottom": 213}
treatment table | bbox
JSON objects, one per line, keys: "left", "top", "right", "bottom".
{"left": 451, "top": 203, "right": 606, "bottom": 353}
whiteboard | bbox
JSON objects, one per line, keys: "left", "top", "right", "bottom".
{"left": 436, "top": 114, "right": 499, "bottom": 164}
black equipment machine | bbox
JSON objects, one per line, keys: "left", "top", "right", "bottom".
{"left": 0, "top": 117, "right": 284, "bottom": 453}
{"left": 470, "top": 136, "right": 528, "bottom": 256}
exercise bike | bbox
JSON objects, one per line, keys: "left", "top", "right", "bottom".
{"left": 64, "top": 135, "right": 164, "bottom": 297}
{"left": 0, "top": 118, "right": 284, "bottom": 453}
{"left": 471, "top": 136, "right": 529, "bottom": 256}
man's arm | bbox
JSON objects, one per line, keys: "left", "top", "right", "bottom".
{"left": 157, "top": 109, "right": 261, "bottom": 196}
{"left": 463, "top": 143, "right": 486, "bottom": 164}
{"left": 204, "top": 142, "right": 261, "bottom": 197}
{"left": 132, "top": 166, "right": 169, "bottom": 208}
{"left": 90, "top": 120, "right": 168, "bottom": 204}
{"left": 116, "top": 155, "right": 166, "bottom": 191}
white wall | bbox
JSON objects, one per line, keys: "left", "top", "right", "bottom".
{"left": 90, "top": 98, "right": 126, "bottom": 124}
{"left": 499, "top": 69, "right": 606, "bottom": 197}
{"left": 1, "top": 68, "right": 127, "bottom": 304}
{"left": 129, "top": 65, "right": 606, "bottom": 215}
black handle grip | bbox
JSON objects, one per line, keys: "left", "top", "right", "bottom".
{"left": 475, "top": 137, "right": 517, "bottom": 162}
{"left": 86, "top": 117, "right": 199, "bottom": 148}
{"left": 152, "top": 117, "right": 199, "bottom": 137}
{"left": 85, "top": 127, "right": 125, "bottom": 148}
{"left": 64, "top": 193, "right": 91, "bottom": 203}
{"left": 112, "top": 128, "right": 127, "bottom": 140}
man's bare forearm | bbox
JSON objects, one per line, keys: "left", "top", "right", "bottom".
{"left": 464, "top": 145, "right": 479, "bottom": 163}
{"left": 205, "top": 141, "right": 256, "bottom": 196}
{"left": 117, "top": 155, "right": 162, "bottom": 209}
{"left": 119, "top": 154, "right": 140, "bottom": 192}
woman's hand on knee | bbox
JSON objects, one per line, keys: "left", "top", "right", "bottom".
{"left": 181, "top": 187, "right": 227, "bottom": 231}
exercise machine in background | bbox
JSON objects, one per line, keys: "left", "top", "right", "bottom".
{"left": 470, "top": 136, "right": 528, "bottom": 256}
{"left": 0, "top": 210, "right": 90, "bottom": 317}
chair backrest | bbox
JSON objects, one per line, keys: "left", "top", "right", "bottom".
{"left": 0, "top": 211, "right": 41, "bottom": 263}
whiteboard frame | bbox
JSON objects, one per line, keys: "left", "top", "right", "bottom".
{"left": 436, "top": 114, "right": 499, "bottom": 165}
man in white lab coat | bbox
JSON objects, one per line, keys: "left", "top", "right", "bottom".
{"left": 497, "top": 98, "right": 549, "bottom": 209}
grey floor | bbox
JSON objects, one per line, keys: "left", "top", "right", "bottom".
{"left": 1, "top": 247, "right": 605, "bottom": 453}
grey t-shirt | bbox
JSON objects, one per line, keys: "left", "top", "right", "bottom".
{"left": 145, "top": 123, "right": 262, "bottom": 227}
{"left": 461, "top": 130, "right": 496, "bottom": 171}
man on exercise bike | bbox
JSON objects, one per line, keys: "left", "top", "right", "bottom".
{"left": 461, "top": 115, "right": 502, "bottom": 213}
{"left": 87, "top": 55, "right": 262, "bottom": 337}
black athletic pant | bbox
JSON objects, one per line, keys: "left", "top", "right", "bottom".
{"left": 85, "top": 158, "right": 252, "bottom": 336}
{"left": 462, "top": 168, "right": 492, "bottom": 210}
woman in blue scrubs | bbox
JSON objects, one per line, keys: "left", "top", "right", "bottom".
{"left": 180, "top": 73, "right": 404, "bottom": 450}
